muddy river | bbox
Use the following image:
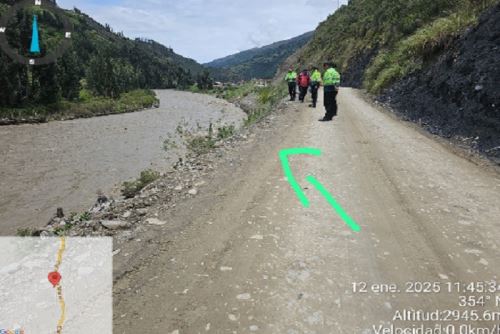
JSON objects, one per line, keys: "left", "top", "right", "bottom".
{"left": 0, "top": 90, "right": 246, "bottom": 235}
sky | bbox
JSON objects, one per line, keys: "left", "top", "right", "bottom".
{"left": 57, "top": 0, "right": 347, "bottom": 63}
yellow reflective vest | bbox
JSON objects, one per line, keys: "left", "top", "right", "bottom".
{"left": 323, "top": 68, "right": 340, "bottom": 86}
{"left": 310, "top": 70, "right": 322, "bottom": 84}
{"left": 285, "top": 71, "right": 297, "bottom": 82}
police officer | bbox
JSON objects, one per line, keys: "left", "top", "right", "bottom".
{"left": 285, "top": 67, "right": 298, "bottom": 101}
{"left": 319, "top": 62, "right": 341, "bottom": 122}
{"left": 309, "top": 66, "right": 322, "bottom": 108}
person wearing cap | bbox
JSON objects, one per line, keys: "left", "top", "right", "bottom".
{"left": 319, "top": 62, "right": 341, "bottom": 122}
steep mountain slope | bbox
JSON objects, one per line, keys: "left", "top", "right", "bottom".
{"left": 206, "top": 31, "right": 313, "bottom": 81}
{"left": 0, "top": 1, "right": 205, "bottom": 110}
{"left": 134, "top": 38, "right": 204, "bottom": 77}
{"left": 378, "top": 3, "right": 500, "bottom": 161}
{"left": 282, "top": 0, "right": 499, "bottom": 161}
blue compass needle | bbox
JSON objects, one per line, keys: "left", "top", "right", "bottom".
{"left": 30, "top": 14, "right": 40, "bottom": 54}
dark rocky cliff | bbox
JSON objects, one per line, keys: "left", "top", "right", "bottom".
{"left": 378, "top": 3, "right": 500, "bottom": 162}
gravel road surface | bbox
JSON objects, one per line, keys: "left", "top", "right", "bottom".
{"left": 113, "top": 88, "right": 500, "bottom": 333}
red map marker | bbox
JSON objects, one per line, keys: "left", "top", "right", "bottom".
{"left": 48, "top": 271, "right": 62, "bottom": 287}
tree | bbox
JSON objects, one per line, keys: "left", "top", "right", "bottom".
{"left": 57, "top": 50, "right": 81, "bottom": 100}
{"left": 111, "top": 59, "right": 138, "bottom": 94}
{"left": 0, "top": 54, "right": 26, "bottom": 107}
{"left": 86, "top": 46, "right": 116, "bottom": 97}
{"left": 34, "top": 64, "right": 61, "bottom": 104}
{"left": 196, "top": 70, "right": 213, "bottom": 90}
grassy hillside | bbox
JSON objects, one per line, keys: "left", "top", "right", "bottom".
{"left": 206, "top": 32, "right": 313, "bottom": 82}
{"left": 0, "top": 1, "right": 205, "bottom": 121}
{"left": 378, "top": 3, "right": 500, "bottom": 161}
{"left": 288, "top": 0, "right": 496, "bottom": 91}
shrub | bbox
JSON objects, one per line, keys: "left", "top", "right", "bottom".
{"left": 0, "top": 89, "right": 159, "bottom": 122}
{"left": 217, "top": 125, "right": 235, "bottom": 140}
{"left": 16, "top": 228, "right": 35, "bottom": 237}
{"left": 246, "top": 84, "right": 287, "bottom": 126}
{"left": 79, "top": 212, "right": 91, "bottom": 221}
{"left": 118, "top": 89, "right": 159, "bottom": 111}
{"left": 79, "top": 89, "right": 93, "bottom": 102}
{"left": 258, "top": 87, "right": 273, "bottom": 104}
{"left": 122, "top": 169, "right": 160, "bottom": 198}
{"left": 245, "top": 105, "right": 272, "bottom": 126}
{"left": 188, "top": 84, "right": 201, "bottom": 93}
{"left": 187, "top": 136, "right": 216, "bottom": 155}
{"left": 219, "top": 82, "right": 256, "bottom": 101}
{"left": 54, "top": 222, "right": 74, "bottom": 236}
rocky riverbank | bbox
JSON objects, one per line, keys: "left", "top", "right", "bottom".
{"left": 0, "top": 90, "right": 246, "bottom": 234}
{"left": 21, "top": 86, "right": 287, "bottom": 240}
{"left": 30, "top": 104, "right": 287, "bottom": 241}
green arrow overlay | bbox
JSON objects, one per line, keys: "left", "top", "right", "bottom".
{"left": 279, "top": 148, "right": 321, "bottom": 208}
{"left": 279, "top": 148, "right": 361, "bottom": 232}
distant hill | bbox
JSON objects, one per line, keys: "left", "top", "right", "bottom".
{"left": 133, "top": 38, "right": 205, "bottom": 77}
{"left": 205, "top": 32, "right": 313, "bottom": 81}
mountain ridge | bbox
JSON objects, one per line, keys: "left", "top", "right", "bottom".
{"left": 206, "top": 31, "right": 313, "bottom": 81}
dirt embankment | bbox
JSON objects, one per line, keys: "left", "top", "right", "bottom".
{"left": 377, "top": 4, "right": 500, "bottom": 163}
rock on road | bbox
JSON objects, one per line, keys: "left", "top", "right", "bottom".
{"left": 113, "top": 88, "right": 500, "bottom": 333}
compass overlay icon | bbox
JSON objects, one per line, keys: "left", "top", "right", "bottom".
{"left": 0, "top": 0, "right": 73, "bottom": 66}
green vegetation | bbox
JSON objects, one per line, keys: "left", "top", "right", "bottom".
{"left": 0, "top": 89, "right": 159, "bottom": 122}
{"left": 216, "top": 82, "right": 257, "bottom": 101}
{"left": 0, "top": 1, "right": 204, "bottom": 121}
{"left": 206, "top": 81, "right": 287, "bottom": 126}
{"left": 196, "top": 70, "right": 214, "bottom": 90}
{"left": 245, "top": 84, "right": 288, "bottom": 126}
{"left": 206, "top": 32, "right": 313, "bottom": 82}
{"left": 122, "top": 169, "right": 160, "bottom": 199}
{"left": 365, "top": 10, "right": 481, "bottom": 93}
{"left": 171, "top": 121, "right": 236, "bottom": 156}
{"left": 178, "top": 123, "right": 217, "bottom": 156}
{"left": 16, "top": 224, "right": 73, "bottom": 236}
{"left": 78, "top": 212, "right": 91, "bottom": 222}
{"left": 294, "top": 0, "right": 496, "bottom": 93}
{"left": 16, "top": 227, "right": 35, "bottom": 237}
{"left": 198, "top": 80, "right": 287, "bottom": 126}
{"left": 257, "top": 86, "right": 279, "bottom": 104}
{"left": 217, "top": 125, "right": 235, "bottom": 140}
{"left": 163, "top": 137, "right": 179, "bottom": 153}
{"left": 53, "top": 222, "right": 74, "bottom": 236}
{"left": 187, "top": 135, "right": 217, "bottom": 155}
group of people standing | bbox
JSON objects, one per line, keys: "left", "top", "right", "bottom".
{"left": 285, "top": 62, "right": 341, "bottom": 122}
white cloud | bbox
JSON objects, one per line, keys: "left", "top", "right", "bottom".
{"left": 57, "top": 0, "right": 346, "bottom": 63}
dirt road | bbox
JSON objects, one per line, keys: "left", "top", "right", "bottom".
{"left": 113, "top": 88, "right": 500, "bottom": 333}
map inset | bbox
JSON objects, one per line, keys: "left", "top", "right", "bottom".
{"left": 0, "top": 237, "right": 112, "bottom": 334}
